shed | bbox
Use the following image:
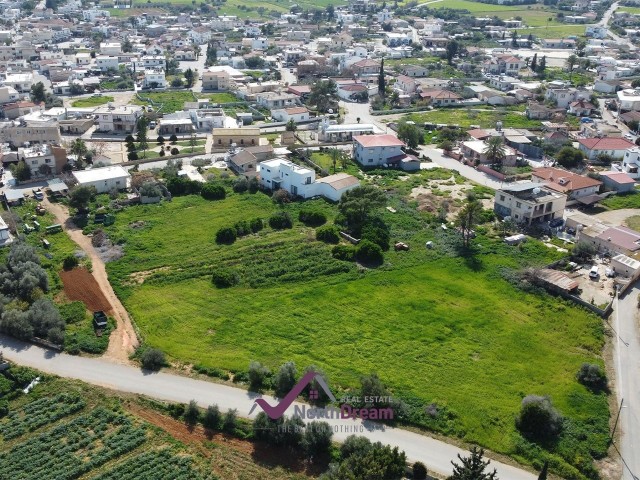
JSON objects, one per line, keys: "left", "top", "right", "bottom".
{"left": 599, "top": 171, "right": 636, "bottom": 193}
{"left": 3, "top": 189, "right": 24, "bottom": 206}
{"left": 611, "top": 254, "right": 640, "bottom": 278}
{"left": 537, "top": 269, "right": 579, "bottom": 293}
{"left": 47, "top": 178, "right": 69, "bottom": 196}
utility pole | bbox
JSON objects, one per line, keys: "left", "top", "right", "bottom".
{"left": 610, "top": 397, "right": 624, "bottom": 445}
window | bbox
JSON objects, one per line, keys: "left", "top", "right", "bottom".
{"left": 45, "top": 158, "right": 51, "bottom": 163}
{"left": 218, "top": 139, "right": 221, "bottom": 144}
{"left": 515, "top": 202, "right": 521, "bottom": 208}
{"left": 499, "top": 195, "right": 505, "bottom": 201}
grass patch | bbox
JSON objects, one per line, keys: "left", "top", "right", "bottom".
{"left": 101, "top": 188, "right": 609, "bottom": 478}
{"left": 198, "top": 92, "right": 241, "bottom": 103}
{"left": 134, "top": 91, "right": 195, "bottom": 114}
{"left": 626, "top": 215, "right": 640, "bottom": 231}
{"left": 601, "top": 191, "right": 640, "bottom": 209}
{"left": 406, "top": 108, "right": 542, "bottom": 129}
{"left": 71, "top": 96, "right": 114, "bottom": 108}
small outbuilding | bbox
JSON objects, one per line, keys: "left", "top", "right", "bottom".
{"left": 599, "top": 171, "right": 636, "bottom": 193}
{"left": 72, "top": 166, "right": 131, "bottom": 194}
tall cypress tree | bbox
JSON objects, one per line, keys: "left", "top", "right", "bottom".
{"left": 538, "top": 461, "right": 549, "bottom": 480}
{"left": 530, "top": 53, "right": 538, "bottom": 72}
{"left": 378, "top": 58, "right": 386, "bottom": 99}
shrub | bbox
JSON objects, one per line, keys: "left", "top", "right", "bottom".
{"left": 159, "top": 149, "right": 165, "bottom": 157}
{"left": 248, "top": 177, "right": 259, "bottom": 193}
{"left": 166, "top": 177, "right": 201, "bottom": 196}
{"left": 302, "top": 421, "right": 333, "bottom": 458}
{"left": 299, "top": 209, "right": 327, "bottom": 226}
{"left": 250, "top": 218, "right": 263, "bottom": 233}
{"left": 127, "top": 151, "right": 139, "bottom": 161}
{"left": 201, "top": 183, "right": 226, "bottom": 200}
{"left": 413, "top": 462, "right": 428, "bottom": 480}
{"left": 516, "top": 395, "right": 563, "bottom": 442}
{"left": 211, "top": 269, "right": 239, "bottom": 288}
{"left": 170, "top": 134, "right": 178, "bottom": 144}
{"left": 184, "top": 400, "right": 200, "bottom": 426}
{"left": 355, "top": 240, "right": 384, "bottom": 265}
{"left": 577, "top": 363, "right": 608, "bottom": 392}
{"left": 171, "top": 147, "right": 180, "bottom": 155}
{"left": 59, "top": 301, "right": 86, "bottom": 324}
{"left": 62, "top": 255, "right": 79, "bottom": 271}
{"left": 234, "top": 220, "right": 251, "bottom": 237}
{"left": 316, "top": 225, "right": 340, "bottom": 244}
{"left": 269, "top": 211, "right": 293, "bottom": 230}
{"left": 332, "top": 244, "right": 355, "bottom": 261}
{"left": 157, "top": 135, "right": 165, "bottom": 144}
{"left": 222, "top": 408, "right": 238, "bottom": 433}
{"left": 215, "top": 227, "right": 237, "bottom": 244}
{"left": 248, "top": 361, "right": 269, "bottom": 391}
{"left": 361, "top": 220, "right": 390, "bottom": 251}
{"left": 140, "top": 181, "right": 162, "bottom": 198}
{"left": 233, "top": 178, "right": 249, "bottom": 193}
{"left": 140, "top": 348, "right": 166, "bottom": 371}
{"left": 274, "top": 361, "right": 297, "bottom": 398}
{"left": 272, "top": 189, "right": 291, "bottom": 204}
{"left": 202, "top": 404, "right": 221, "bottom": 430}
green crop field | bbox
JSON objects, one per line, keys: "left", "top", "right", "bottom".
{"left": 100, "top": 178, "right": 609, "bottom": 478}
{"left": 71, "top": 96, "right": 115, "bottom": 108}
{"left": 198, "top": 92, "right": 241, "bottom": 103}
{"left": 0, "top": 372, "right": 311, "bottom": 479}
{"left": 618, "top": 6, "right": 640, "bottom": 14}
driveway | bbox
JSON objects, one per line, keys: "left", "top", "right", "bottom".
{"left": 593, "top": 209, "right": 639, "bottom": 226}
{"left": 0, "top": 334, "right": 536, "bottom": 480}
{"left": 419, "top": 146, "right": 512, "bottom": 189}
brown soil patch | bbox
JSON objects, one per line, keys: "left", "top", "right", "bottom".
{"left": 126, "top": 404, "right": 324, "bottom": 478}
{"left": 59, "top": 267, "right": 112, "bottom": 313}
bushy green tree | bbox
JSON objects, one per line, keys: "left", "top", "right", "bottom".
{"left": 202, "top": 404, "right": 221, "bottom": 430}
{"left": 338, "top": 186, "right": 386, "bottom": 235}
{"left": 302, "top": 421, "right": 333, "bottom": 458}
{"left": 516, "top": 395, "right": 563, "bottom": 442}
{"left": 269, "top": 212, "right": 293, "bottom": 230}
{"left": 355, "top": 240, "right": 383, "bottom": 265}
{"left": 450, "top": 447, "right": 498, "bottom": 480}
{"left": 201, "top": 183, "right": 226, "bottom": 200}
{"left": 316, "top": 225, "right": 341, "bottom": 244}
{"left": 248, "top": 361, "right": 269, "bottom": 391}
{"left": 140, "top": 348, "right": 165, "bottom": 371}
{"left": 69, "top": 185, "right": 97, "bottom": 211}
{"left": 184, "top": 400, "right": 200, "bottom": 425}
{"left": 577, "top": 363, "right": 608, "bottom": 392}
{"left": 274, "top": 361, "right": 297, "bottom": 398}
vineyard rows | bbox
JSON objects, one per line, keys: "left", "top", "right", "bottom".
{"left": 0, "top": 407, "right": 146, "bottom": 480}
{"left": 89, "top": 449, "right": 207, "bottom": 480}
{"left": 0, "top": 394, "right": 86, "bottom": 440}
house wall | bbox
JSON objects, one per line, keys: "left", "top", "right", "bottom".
{"left": 494, "top": 190, "right": 566, "bottom": 224}
{"left": 353, "top": 143, "right": 403, "bottom": 166}
{"left": 78, "top": 175, "right": 130, "bottom": 193}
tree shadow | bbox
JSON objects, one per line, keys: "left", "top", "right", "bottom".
{"left": 250, "top": 441, "right": 330, "bottom": 476}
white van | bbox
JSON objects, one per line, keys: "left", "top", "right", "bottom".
{"left": 589, "top": 265, "right": 599, "bottom": 279}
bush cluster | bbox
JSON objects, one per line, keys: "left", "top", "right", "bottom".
{"left": 201, "top": 183, "right": 226, "bottom": 200}
{"left": 332, "top": 244, "right": 355, "bottom": 261}
{"left": 299, "top": 209, "right": 327, "bottom": 227}
{"left": 316, "top": 225, "right": 341, "bottom": 244}
{"left": 355, "top": 240, "right": 384, "bottom": 265}
{"left": 269, "top": 212, "right": 293, "bottom": 230}
{"left": 211, "top": 269, "right": 240, "bottom": 288}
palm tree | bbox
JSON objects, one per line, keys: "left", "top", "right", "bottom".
{"left": 566, "top": 54, "right": 578, "bottom": 83}
{"left": 483, "top": 136, "right": 506, "bottom": 171}
{"left": 70, "top": 138, "right": 87, "bottom": 162}
{"left": 456, "top": 200, "right": 483, "bottom": 248}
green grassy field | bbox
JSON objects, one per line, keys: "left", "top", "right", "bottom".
{"left": 617, "top": 6, "right": 640, "bottom": 14}
{"left": 71, "top": 96, "right": 115, "bottom": 108}
{"left": 198, "top": 92, "right": 241, "bottom": 103}
{"left": 602, "top": 191, "right": 640, "bottom": 209}
{"left": 100, "top": 185, "right": 609, "bottom": 477}
{"left": 405, "top": 108, "right": 542, "bottom": 130}
{"left": 134, "top": 91, "right": 195, "bottom": 114}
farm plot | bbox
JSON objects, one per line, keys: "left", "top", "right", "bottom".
{"left": 89, "top": 449, "right": 205, "bottom": 480}
{"left": 0, "top": 393, "right": 85, "bottom": 441}
{"left": 0, "top": 408, "right": 146, "bottom": 480}
{"left": 59, "top": 267, "right": 112, "bottom": 312}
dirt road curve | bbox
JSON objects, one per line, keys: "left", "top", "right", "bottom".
{"left": 43, "top": 198, "right": 139, "bottom": 362}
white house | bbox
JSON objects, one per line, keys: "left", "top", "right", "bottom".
{"left": 94, "top": 105, "right": 143, "bottom": 134}
{"left": 621, "top": 147, "right": 640, "bottom": 179}
{"left": 72, "top": 165, "right": 131, "bottom": 193}
{"left": 100, "top": 42, "right": 121, "bottom": 55}
{"left": 271, "top": 106, "right": 310, "bottom": 123}
{"left": 0, "top": 85, "right": 20, "bottom": 104}
{"left": 95, "top": 55, "right": 119, "bottom": 71}
{"left": 1, "top": 73, "right": 33, "bottom": 93}
{"left": 617, "top": 88, "right": 640, "bottom": 112}
{"left": 0, "top": 215, "right": 13, "bottom": 247}
{"left": 258, "top": 158, "right": 359, "bottom": 201}
{"left": 142, "top": 68, "right": 167, "bottom": 89}
{"left": 578, "top": 137, "right": 635, "bottom": 161}
{"left": 353, "top": 134, "right": 405, "bottom": 166}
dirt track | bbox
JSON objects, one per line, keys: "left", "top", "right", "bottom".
{"left": 44, "top": 198, "right": 139, "bottom": 363}
{"left": 59, "top": 268, "right": 111, "bottom": 312}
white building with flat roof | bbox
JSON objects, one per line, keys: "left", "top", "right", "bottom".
{"left": 72, "top": 165, "right": 131, "bottom": 193}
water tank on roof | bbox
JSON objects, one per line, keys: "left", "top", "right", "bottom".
{"left": 532, "top": 187, "right": 541, "bottom": 195}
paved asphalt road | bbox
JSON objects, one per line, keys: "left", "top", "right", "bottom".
{"left": 0, "top": 334, "right": 536, "bottom": 480}
{"left": 613, "top": 286, "right": 640, "bottom": 480}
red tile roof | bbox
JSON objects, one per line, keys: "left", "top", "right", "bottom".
{"left": 353, "top": 134, "right": 405, "bottom": 148}
{"left": 578, "top": 137, "right": 635, "bottom": 150}
{"left": 599, "top": 171, "right": 636, "bottom": 184}
{"left": 532, "top": 167, "right": 602, "bottom": 192}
